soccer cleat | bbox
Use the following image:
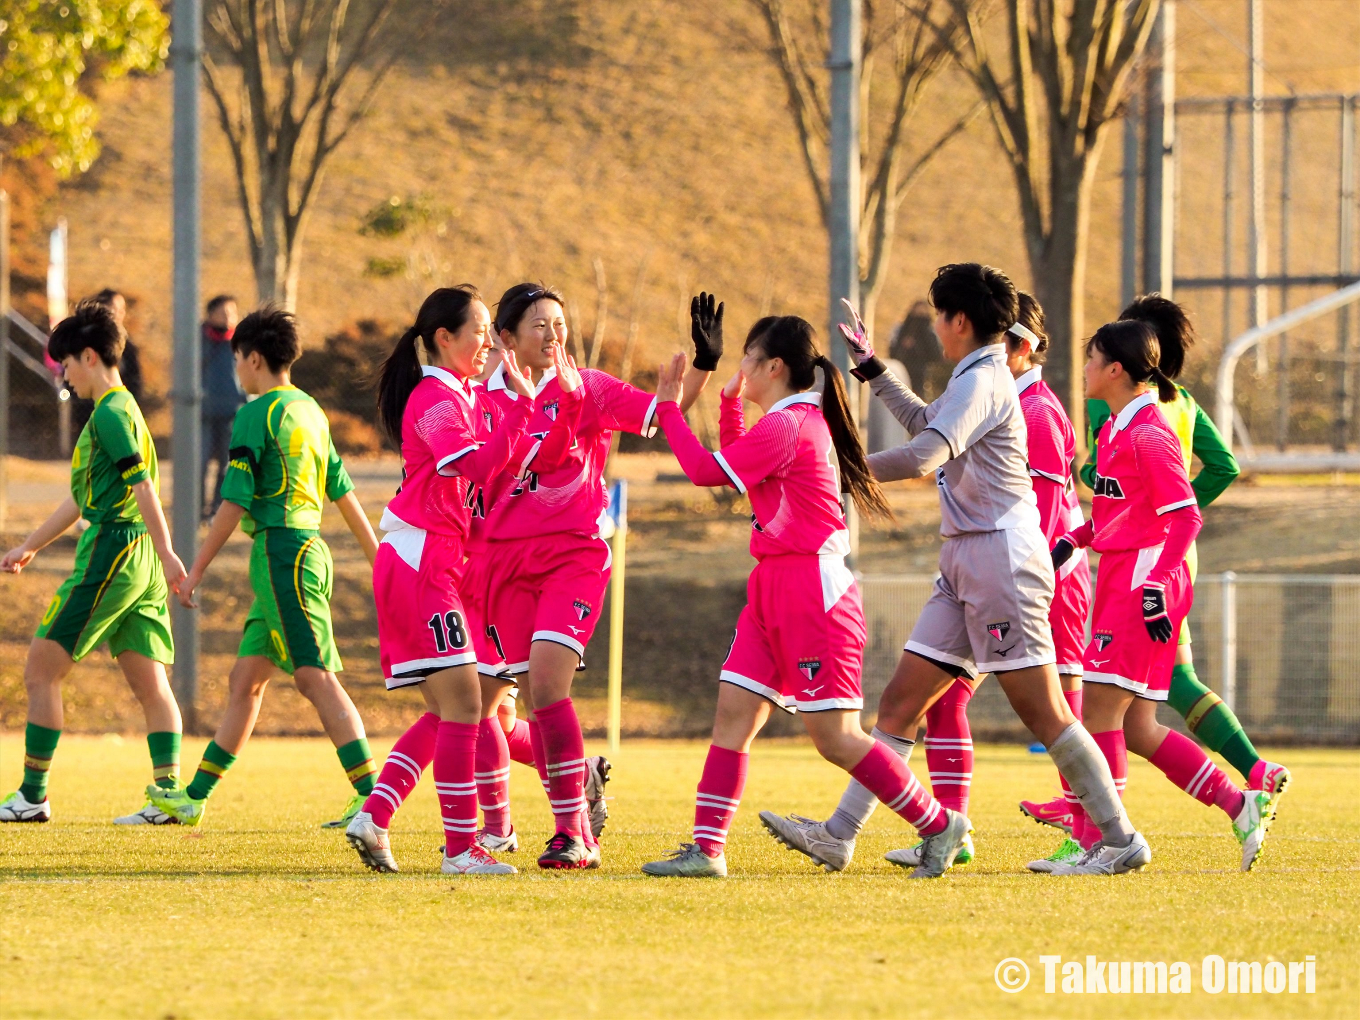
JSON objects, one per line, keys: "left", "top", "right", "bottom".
{"left": 884, "top": 831, "right": 974, "bottom": 869}
{"left": 0, "top": 790, "right": 51, "bottom": 823}
{"left": 640, "top": 842, "right": 727, "bottom": 878}
{"left": 442, "top": 844, "right": 517, "bottom": 876}
{"left": 583, "top": 840, "right": 602, "bottom": 869}
{"left": 758, "top": 811, "right": 855, "bottom": 872}
{"left": 1248, "top": 759, "right": 1291, "bottom": 823}
{"left": 1019, "top": 795, "right": 1073, "bottom": 833}
{"left": 145, "top": 783, "right": 205, "bottom": 827}
{"left": 890, "top": 810, "right": 972, "bottom": 879}
{"left": 537, "top": 831, "right": 594, "bottom": 870}
{"left": 476, "top": 828, "right": 519, "bottom": 854}
{"left": 1049, "top": 832, "right": 1151, "bottom": 875}
{"left": 585, "top": 755, "right": 611, "bottom": 838}
{"left": 321, "top": 791, "right": 365, "bottom": 830}
{"left": 113, "top": 801, "right": 178, "bottom": 825}
{"left": 1233, "top": 790, "right": 1273, "bottom": 873}
{"left": 1026, "top": 836, "right": 1085, "bottom": 873}
{"left": 345, "top": 810, "right": 399, "bottom": 873}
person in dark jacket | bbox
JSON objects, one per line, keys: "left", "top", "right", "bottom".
{"left": 201, "top": 294, "right": 244, "bottom": 516}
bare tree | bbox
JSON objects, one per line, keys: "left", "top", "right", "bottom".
{"left": 752, "top": 0, "right": 981, "bottom": 336}
{"left": 937, "top": 0, "right": 1159, "bottom": 415}
{"left": 202, "top": 0, "right": 404, "bottom": 309}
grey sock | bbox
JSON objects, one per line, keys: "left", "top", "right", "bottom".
{"left": 825, "top": 728, "right": 915, "bottom": 841}
{"left": 1047, "top": 722, "right": 1135, "bottom": 847}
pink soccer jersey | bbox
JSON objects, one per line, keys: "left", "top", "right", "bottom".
{"left": 1016, "top": 368, "right": 1085, "bottom": 544}
{"left": 1088, "top": 390, "right": 1198, "bottom": 553}
{"left": 382, "top": 366, "right": 530, "bottom": 543}
{"left": 484, "top": 367, "right": 656, "bottom": 541}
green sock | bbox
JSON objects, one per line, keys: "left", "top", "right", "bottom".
{"left": 337, "top": 738, "right": 377, "bottom": 796}
{"left": 147, "top": 731, "right": 182, "bottom": 789}
{"left": 185, "top": 741, "right": 237, "bottom": 802}
{"left": 1169, "top": 662, "right": 1261, "bottom": 782}
{"left": 19, "top": 723, "right": 61, "bottom": 803}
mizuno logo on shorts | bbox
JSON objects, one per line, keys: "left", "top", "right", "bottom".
{"left": 1092, "top": 473, "right": 1126, "bottom": 499}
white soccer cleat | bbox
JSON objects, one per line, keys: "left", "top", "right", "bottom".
{"left": 758, "top": 811, "right": 855, "bottom": 872}
{"left": 476, "top": 828, "right": 519, "bottom": 854}
{"left": 442, "top": 845, "right": 517, "bottom": 876}
{"left": 345, "top": 810, "right": 399, "bottom": 873}
{"left": 113, "top": 800, "right": 177, "bottom": 825}
{"left": 585, "top": 755, "right": 611, "bottom": 838}
{"left": 0, "top": 790, "right": 51, "bottom": 823}
{"left": 1049, "top": 832, "right": 1152, "bottom": 876}
{"left": 1026, "top": 836, "right": 1084, "bottom": 873}
{"left": 640, "top": 842, "right": 727, "bottom": 878}
{"left": 885, "top": 832, "right": 974, "bottom": 869}
{"left": 1233, "top": 790, "right": 1273, "bottom": 873}
{"left": 897, "top": 810, "right": 972, "bottom": 879}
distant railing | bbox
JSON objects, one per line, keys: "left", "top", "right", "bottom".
{"left": 858, "top": 572, "right": 1360, "bottom": 745}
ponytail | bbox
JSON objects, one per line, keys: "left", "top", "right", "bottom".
{"left": 816, "top": 355, "right": 893, "bottom": 520}
{"left": 376, "top": 284, "right": 481, "bottom": 447}
{"left": 1149, "top": 365, "right": 1178, "bottom": 403}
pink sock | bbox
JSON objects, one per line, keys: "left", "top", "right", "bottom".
{"left": 851, "top": 741, "right": 947, "bottom": 836}
{"left": 506, "top": 718, "right": 536, "bottom": 768}
{"left": 363, "top": 711, "right": 438, "bottom": 828}
{"left": 693, "top": 745, "right": 748, "bottom": 858}
{"left": 475, "top": 718, "right": 512, "bottom": 837}
{"left": 1061, "top": 774, "right": 1098, "bottom": 849}
{"left": 1063, "top": 688, "right": 1083, "bottom": 720}
{"left": 535, "top": 698, "right": 586, "bottom": 838}
{"left": 924, "top": 679, "right": 973, "bottom": 815}
{"left": 434, "top": 721, "right": 479, "bottom": 857}
{"left": 1090, "top": 729, "right": 1128, "bottom": 804}
{"left": 1150, "top": 730, "right": 1245, "bottom": 819}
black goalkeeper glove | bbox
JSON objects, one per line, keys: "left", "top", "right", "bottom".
{"left": 690, "top": 292, "right": 724, "bottom": 371}
{"left": 1051, "top": 537, "right": 1075, "bottom": 571}
{"left": 1142, "top": 583, "right": 1174, "bottom": 643}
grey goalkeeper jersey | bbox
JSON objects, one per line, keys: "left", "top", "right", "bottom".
{"left": 867, "top": 343, "right": 1042, "bottom": 538}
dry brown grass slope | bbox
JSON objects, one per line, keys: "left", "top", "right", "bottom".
{"left": 51, "top": 0, "right": 1360, "bottom": 433}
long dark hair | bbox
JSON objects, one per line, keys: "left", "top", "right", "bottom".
{"left": 494, "top": 282, "right": 566, "bottom": 335}
{"left": 1006, "top": 291, "right": 1049, "bottom": 364}
{"left": 1085, "top": 319, "right": 1177, "bottom": 403}
{"left": 377, "top": 285, "right": 481, "bottom": 445}
{"left": 744, "top": 316, "right": 892, "bottom": 519}
{"left": 1119, "top": 293, "right": 1195, "bottom": 381}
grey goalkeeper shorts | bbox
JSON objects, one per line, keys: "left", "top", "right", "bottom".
{"left": 905, "top": 526, "right": 1057, "bottom": 679}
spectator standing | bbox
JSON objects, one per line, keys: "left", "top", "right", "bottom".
{"left": 201, "top": 294, "right": 244, "bottom": 517}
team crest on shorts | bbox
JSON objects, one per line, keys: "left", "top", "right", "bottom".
{"left": 798, "top": 658, "right": 822, "bottom": 681}
{"left": 1094, "top": 631, "right": 1114, "bottom": 651}
{"left": 544, "top": 400, "right": 560, "bottom": 421}
{"left": 572, "top": 599, "right": 593, "bottom": 621}
{"left": 987, "top": 621, "right": 1011, "bottom": 641}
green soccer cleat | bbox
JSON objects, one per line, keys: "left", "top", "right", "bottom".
{"left": 1233, "top": 790, "right": 1274, "bottom": 872}
{"left": 145, "top": 783, "right": 206, "bottom": 827}
{"left": 322, "top": 792, "right": 366, "bottom": 830}
{"left": 884, "top": 831, "right": 974, "bottom": 870}
{"left": 641, "top": 842, "right": 727, "bottom": 878}
{"left": 1027, "top": 836, "right": 1084, "bottom": 873}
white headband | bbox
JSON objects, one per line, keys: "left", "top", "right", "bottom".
{"left": 1007, "top": 321, "right": 1040, "bottom": 346}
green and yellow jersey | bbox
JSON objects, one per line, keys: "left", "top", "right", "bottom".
{"left": 70, "top": 385, "right": 158, "bottom": 527}
{"left": 221, "top": 385, "right": 354, "bottom": 535}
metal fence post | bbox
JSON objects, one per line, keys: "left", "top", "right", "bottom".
{"left": 1221, "top": 571, "right": 1238, "bottom": 713}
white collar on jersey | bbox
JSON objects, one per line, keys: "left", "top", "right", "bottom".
{"left": 1015, "top": 365, "right": 1042, "bottom": 395}
{"left": 484, "top": 361, "right": 517, "bottom": 400}
{"left": 1110, "top": 389, "right": 1160, "bottom": 434}
{"left": 534, "top": 367, "right": 559, "bottom": 398}
{"left": 422, "top": 364, "right": 477, "bottom": 408}
{"left": 769, "top": 391, "right": 822, "bottom": 413}
{"left": 951, "top": 342, "right": 1006, "bottom": 379}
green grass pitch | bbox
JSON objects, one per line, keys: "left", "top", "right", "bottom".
{"left": 1, "top": 735, "right": 1356, "bottom": 1018}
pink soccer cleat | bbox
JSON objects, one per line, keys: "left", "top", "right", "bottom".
{"left": 1019, "top": 795, "right": 1073, "bottom": 833}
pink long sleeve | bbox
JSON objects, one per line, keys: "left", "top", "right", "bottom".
{"left": 1065, "top": 519, "right": 1095, "bottom": 549}
{"left": 657, "top": 401, "right": 734, "bottom": 488}
{"left": 1031, "top": 474, "right": 1066, "bottom": 545}
{"left": 719, "top": 392, "right": 747, "bottom": 447}
{"left": 1147, "top": 504, "right": 1202, "bottom": 587}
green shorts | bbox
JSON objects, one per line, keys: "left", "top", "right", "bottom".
{"left": 239, "top": 529, "right": 341, "bottom": 674}
{"left": 35, "top": 521, "right": 174, "bottom": 664}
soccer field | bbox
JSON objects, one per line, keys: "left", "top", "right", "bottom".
{"left": 1, "top": 735, "right": 1355, "bottom": 1019}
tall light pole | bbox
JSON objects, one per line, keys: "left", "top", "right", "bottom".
{"left": 828, "top": 0, "right": 861, "bottom": 559}
{"left": 1143, "top": 1, "right": 1176, "bottom": 297}
{"left": 171, "top": 0, "right": 203, "bottom": 728}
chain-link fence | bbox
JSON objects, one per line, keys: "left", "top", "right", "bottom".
{"left": 859, "top": 572, "right": 1360, "bottom": 746}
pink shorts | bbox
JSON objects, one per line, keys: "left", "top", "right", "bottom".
{"left": 461, "top": 552, "right": 510, "bottom": 677}
{"left": 1051, "top": 560, "right": 1092, "bottom": 675}
{"left": 374, "top": 531, "right": 476, "bottom": 690}
{"left": 1083, "top": 549, "right": 1192, "bottom": 701}
{"left": 720, "top": 555, "right": 866, "bottom": 713}
{"left": 480, "top": 533, "right": 612, "bottom": 674}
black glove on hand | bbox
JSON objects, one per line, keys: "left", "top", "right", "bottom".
{"left": 1142, "top": 584, "right": 1174, "bottom": 643}
{"left": 1051, "top": 538, "right": 1075, "bottom": 571}
{"left": 690, "top": 292, "right": 724, "bottom": 371}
